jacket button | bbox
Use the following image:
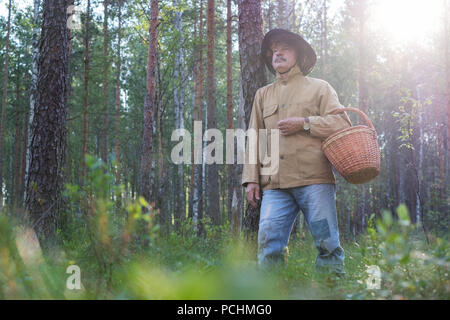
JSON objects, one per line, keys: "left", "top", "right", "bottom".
{"left": 280, "top": 155, "right": 284, "bottom": 160}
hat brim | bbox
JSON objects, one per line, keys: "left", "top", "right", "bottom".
{"left": 261, "top": 29, "right": 317, "bottom": 76}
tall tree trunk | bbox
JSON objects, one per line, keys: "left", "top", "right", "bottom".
{"left": 13, "top": 64, "right": 22, "bottom": 208}
{"left": 0, "top": 0, "right": 12, "bottom": 209}
{"left": 277, "top": 0, "right": 286, "bottom": 28}
{"left": 238, "top": 0, "right": 267, "bottom": 127}
{"left": 139, "top": 0, "right": 159, "bottom": 202}
{"left": 226, "top": 0, "right": 234, "bottom": 223}
{"left": 356, "top": 0, "right": 368, "bottom": 232}
{"left": 321, "top": 0, "right": 328, "bottom": 78}
{"left": 173, "top": 0, "right": 186, "bottom": 229}
{"left": 238, "top": 0, "right": 267, "bottom": 233}
{"left": 65, "top": 0, "right": 74, "bottom": 187}
{"left": 19, "top": 103, "right": 28, "bottom": 209}
{"left": 415, "top": 84, "right": 424, "bottom": 228}
{"left": 444, "top": 0, "right": 450, "bottom": 198}
{"left": 231, "top": 82, "right": 246, "bottom": 236}
{"left": 206, "top": 0, "right": 220, "bottom": 225}
{"left": 193, "top": 0, "right": 205, "bottom": 234}
{"left": 156, "top": 50, "right": 167, "bottom": 224}
{"left": 26, "top": 0, "right": 41, "bottom": 204}
{"left": 115, "top": 0, "right": 122, "bottom": 185}
{"left": 25, "top": 0, "right": 69, "bottom": 247}
{"left": 81, "top": 0, "right": 91, "bottom": 184}
{"left": 100, "top": 0, "right": 110, "bottom": 164}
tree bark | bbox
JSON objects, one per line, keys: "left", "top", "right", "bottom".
{"left": 193, "top": 0, "right": 205, "bottom": 233}
{"left": 444, "top": 0, "right": 449, "bottom": 198}
{"left": 115, "top": 0, "right": 122, "bottom": 185}
{"left": 227, "top": 0, "right": 234, "bottom": 223}
{"left": 13, "top": 63, "right": 23, "bottom": 208}
{"left": 321, "top": 0, "right": 329, "bottom": 78}
{"left": 173, "top": 0, "right": 186, "bottom": 229}
{"left": 0, "top": 0, "right": 12, "bottom": 209}
{"left": 356, "top": 0, "right": 368, "bottom": 232}
{"left": 139, "top": 0, "right": 159, "bottom": 202}
{"left": 25, "top": 0, "right": 69, "bottom": 246}
{"left": 238, "top": 0, "right": 267, "bottom": 234}
{"left": 206, "top": 0, "right": 220, "bottom": 225}
{"left": 81, "top": 0, "right": 91, "bottom": 184}
{"left": 238, "top": 0, "right": 267, "bottom": 129}
{"left": 100, "top": 0, "right": 110, "bottom": 164}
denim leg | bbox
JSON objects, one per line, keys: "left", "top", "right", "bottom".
{"left": 291, "top": 184, "right": 345, "bottom": 274}
{"left": 258, "top": 189, "right": 299, "bottom": 267}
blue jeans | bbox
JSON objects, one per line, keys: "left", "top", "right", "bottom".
{"left": 258, "top": 184, "right": 345, "bottom": 274}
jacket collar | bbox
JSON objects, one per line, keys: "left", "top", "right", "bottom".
{"left": 275, "top": 63, "right": 304, "bottom": 83}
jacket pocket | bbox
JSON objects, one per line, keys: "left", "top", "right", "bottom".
{"left": 263, "top": 104, "right": 279, "bottom": 129}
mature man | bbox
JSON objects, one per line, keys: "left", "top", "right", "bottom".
{"left": 242, "top": 29, "right": 352, "bottom": 274}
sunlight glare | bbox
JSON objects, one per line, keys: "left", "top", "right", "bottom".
{"left": 371, "top": 0, "right": 442, "bottom": 44}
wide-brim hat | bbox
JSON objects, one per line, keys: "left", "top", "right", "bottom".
{"left": 261, "top": 28, "right": 317, "bottom": 76}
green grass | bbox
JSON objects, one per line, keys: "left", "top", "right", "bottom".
{"left": 1, "top": 156, "right": 448, "bottom": 300}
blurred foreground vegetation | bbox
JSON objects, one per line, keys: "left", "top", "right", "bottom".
{"left": 0, "top": 156, "right": 448, "bottom": 300}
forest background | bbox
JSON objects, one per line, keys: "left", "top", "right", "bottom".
{"left": 0, "top": 0, "right": 448, "bottom": 300}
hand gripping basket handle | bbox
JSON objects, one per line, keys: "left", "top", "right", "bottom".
{"left": 329, "top": 107, "right": 375, "bottom": 130}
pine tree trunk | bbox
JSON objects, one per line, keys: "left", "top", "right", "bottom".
{"left": 231, "top": 83, "right": 246, "bottom": 236}
{"left": 192, "top": 0, "right": 205, "bottom": 234}
{"left": 13, "top": 65, "right": 22, "bottom": 208}
{"left": 238, "top": 0, "right": 267, "bottom": 233}
{"left": 444, "top": 0, "right": 450, "bottom": 198}
{"left": 81, "top": 0, "right": 91, "bottom": 184}
{"left": 277, "top": 0, "right": 286, "bottom": 29}
{"left": 227, "top": 0, "right": 234, "bottom": 223}
{"left": 357, "top": 0, "right": 368, "bottom": 232}
{"left": 115, "top": 0, "right": 122, "bottom": 185}
{"left": 206, "top": 0, "right": 220, "bottom": 225}
{"left": 26, "top": 0, "right": 41, "bottom": 205}
{"left": 25, "top": 0, "right": 69, "bottom": 246}
{"left": 0, "top": 0, "right": 12, "bottom": 209}
{"left": 321, "top": 0, "right": 328, "bottom": 78}
{"left": 100, "top": 0, "right": 110, "bottom": 164}
{"left": 173, "top": 0, "right": 186, "bottom": 229}
{"left": 139, "top": 0, "right": 159, "bottom": 202}
{"left": 19, "top": 105, "right": 28, "bottom": 208}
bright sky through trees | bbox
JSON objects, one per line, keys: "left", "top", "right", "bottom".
{"left": 370, "top": 0, "right": 442, "bottom": 44}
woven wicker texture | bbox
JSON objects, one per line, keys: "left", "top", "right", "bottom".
{"left": 321, "top": 107, "right": 380, "bottom": 184}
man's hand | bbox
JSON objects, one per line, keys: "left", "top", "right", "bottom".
{"left": 245, "top": 183, "right": 261, "bottom": 208}
{"left": 277, "top": 117, "right": 305, "bottom": 135}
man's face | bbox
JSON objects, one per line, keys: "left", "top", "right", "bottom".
{"left": 270, "top": 41, "right": 297, "bottom": 74}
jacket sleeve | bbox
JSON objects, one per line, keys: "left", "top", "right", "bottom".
{"left": 308, "top": 82, "right": 352, "bottom": 139}
{"left": 241, "top": 89, "right": 264, "bottom": 188}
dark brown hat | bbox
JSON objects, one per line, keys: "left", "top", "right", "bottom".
{"left": 261, "top": 28, "right": 317, "bottom": 76}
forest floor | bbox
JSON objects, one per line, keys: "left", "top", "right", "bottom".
{"left": 1, "top": 159, "right": 448, "bottom": 299}
{"left": 1, "top": 211, "right": 448, "bottom": 300}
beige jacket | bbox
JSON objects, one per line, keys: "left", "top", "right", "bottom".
{"left": 242, "top": 64, "right": 352, "bottom": 191}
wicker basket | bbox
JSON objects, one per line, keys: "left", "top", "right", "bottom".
{"left": 321, "top": 107, "right": 380, "bottom": 184}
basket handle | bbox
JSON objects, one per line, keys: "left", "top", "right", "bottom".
{"left": 329, "top": 107, "right": 375, "bottom": 130}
